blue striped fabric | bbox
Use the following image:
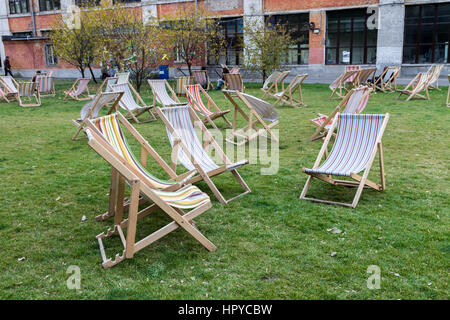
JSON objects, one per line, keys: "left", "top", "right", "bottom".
{"left": 305, "top": 114, "right": 385, "bottom": 176}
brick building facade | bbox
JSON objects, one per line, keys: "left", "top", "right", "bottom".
{"left": 0, "top": 0, "right": 449, "bottom": 81}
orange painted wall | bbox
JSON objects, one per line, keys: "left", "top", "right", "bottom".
{"left": 264, "top": 0, "right": 379, "bottom": 12}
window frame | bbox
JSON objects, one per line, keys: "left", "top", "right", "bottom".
{"left": 39, "top": 0, "right": 60, "bottom": 12}
{"left": 403, "top": 3, "right": 450, "bottom": 64}
{"left": 325, "top": 9, "right": 377, "bottom": 65}
{"left": 8, "top": 0, "right": 30, "bottom": 15}
{"left": 207, "top": 17, "right": 243, "bottom": 66}
{"left": 44, "top": 43, "right": 58, "bottom": 67}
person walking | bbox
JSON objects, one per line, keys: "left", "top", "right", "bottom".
{"left": 4, "top": 56, "right": 13, "bottom": 77}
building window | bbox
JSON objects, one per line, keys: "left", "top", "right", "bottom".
{"left": 326, "top": 9, "right": 377, "bottom": 65}
{"left": 39, "top": 0, "right": 60, "bottom": 11}
{"left": 9, "top": 0, "right": 29, "bottom": 14}
{"left": 266, "top": 14, "right": 310, "bottom": 65}
{"left": 208, "top": 17, "right": 243, "bottom": 66}
{"left": 44, "top": 44, "right": 58, "bottom": 66}
{"left": 403, "top": 3, "right": 450, "bottom": 64}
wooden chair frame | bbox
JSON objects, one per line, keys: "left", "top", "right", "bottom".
{"left": 97, "top": 77, "right": 118, "bottom": 94}
{"left": 148, "top": 79, "right": 185, "bottom": 108}
{"left": 18, "top": 81, "right": 41, "bottom": 107}
{"left": 273, "top": 74, "right": 308, "bottom": 108}
{"left": 355, "top": 68, "right": 377, "bottom": 87}
{"left": 373, "top": 66, "right": 401, "bottom": 92}
{"left": 329, "top": 70, "right": 359, "bottom": 100}
{"left": 223, "top": 90, "right": 279, "bottom": 146}
{"left": 310, "top": 87, "right": 373, "bottom": 141}
{"left": 193, "top": 70, "right": 213, "bottom": 91}
{"left": 0, "top": 76, "right": 19, "bottom": 101}
{"left": 396, "top": 73, "right": 430, "bottom": 101}
{"left": 0, "top": 87, "right": 9, "bottom": 103}
{"left": 110, "top": 82, "right": 157, "bottom": 123}
{"left": 84, "top": 113, "right": 216, "bottom": 268}
{"left": 300, "top": 113, "right": 390, "bottom": 208}
{"left": 35, "top": 74, "right": 56, "bottom": 97}
{"left": 116, "top": 72, "right": 130, "bottom": 84}
{"left": 426, "top": 65, "right": 444, "bottom": 91}
{"left": 261, "top": 71, "right": 290, "bottom": 99}
{"left": 71, "top": 91, "right": 123, "bottom": 140}
{"left": 185, "top": 84, "right": 231, "bottom": 130}
{"left": 157, "top": 106, "right": 251, "bottom": 204}
{"left": 175, "top": 76, "right": 195, "bottom": 96}
{"left": 64, "top": 78, "right": 92, "bottom": 101}
{"left": 224, "top": 73, "right": 245, "bottom": 92}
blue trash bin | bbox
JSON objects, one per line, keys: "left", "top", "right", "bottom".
{"left": 159, "top": 65, "right": 169, "bottom": 79}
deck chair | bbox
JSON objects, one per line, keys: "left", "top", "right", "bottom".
{"left": 356, "top": 68, "right": 377, "bottom": 87}
{"left": 0, "top": 86, "right": 9, "bottom": 103}
{"left": 396, "top": 72, "right": 430, "bottom": 101}
{"left": 18, "top": 81, "right": 41, "bottom": 107}
{"left": 261, "top": 71, "right": 290, "bottom": 99}
{"left": 426, "top": 65, "right": 444, "bottom": 91}
{"left": 345, "top": 65, "right": 360, "bottom": 84}
{"left": 157, "top": 105, "right": 251, "bottom": 204}
{"left": 35, "top": 74, "right": 55, "bottom": 97}
{"left": 175, "top": 76, "right": 195, "bottom": 96}
{"left": 0, "top": 76, "right": 19, "bottom": 101}
{"left": 71, "top": 91, "right": 123, "bottom": 140}
{"left": 83, "top": 113, "right": 216, "bottom": 268}
{"left": 116, "top": 72, "right": 130, "bottom": 84}
{"left": 446, "top": 75, "right": 450, "bottom": 107}
{"left": 110, "top": 82, "right": 156, "bottom": 123}
{"left": 373, "top": 66, "right": 401, "bottom": 92}
{"left": 64, "top": 78, "right": 92, "bottom": 101}
{"left": 193, "top": 70, "right": 213, "bottom": 91}
{"left": 224, "top": 73, "right": 245, "bottom": 92}
{"left": 272, "top": 74, "right": 308, "bottom": 108}
{"left": 220, "top": 64, "right": 240, "bottom": 75}
{"left": 310, "top": 86, "right": 372, "bottom": 141}
{"left": 329, "top": 70, "right": 359, "bottom": 100}
{"left": 148, "top": 79, "right": 185, "bottom": 108}
{"left": 97, "top": 77, "right": 118, "bottom": 94}
{"left": 300, "top": 113, "right": 390, "bottom": 208}
{"left": 223, "top": 90, "right": 279, "bottom": 146}
{"left": 185, "top": 84, "right": 231, "bottom": 130}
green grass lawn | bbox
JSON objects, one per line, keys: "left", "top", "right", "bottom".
{"left": 0, "top": 80, "right": 448, "bottom": 299}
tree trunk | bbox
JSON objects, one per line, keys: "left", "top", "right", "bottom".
{"left": 79, "top": 66, "right": 85, "bottom": 78}
{"left": 187, "top": 62, "right": 192, "bottom": 76}
{"left": 262, "top": 69, "right": 266, "bottom": 83}
{"left": 88, "top": 64, "right": 97, "bottom": 83}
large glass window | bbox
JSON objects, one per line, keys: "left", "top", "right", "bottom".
{"left": 403, "top": 3, "right": 450, "bottom": 64}
{"left": 9, "top": 0, "right": 29, "bottom": 14}
{"left": 39, "top": 0, "right": 60, "bottom": 11}
{"left": 326, "top": 9, "right": 377, "bottom": 65}
{"left": 207, "top": 17, "right": 243, "bottom": 66}
{"left": 44, "top": 44, "right": 58, "bottom": 66}
{"left": 266, "top": 14, "right": 309, "bottom": 65}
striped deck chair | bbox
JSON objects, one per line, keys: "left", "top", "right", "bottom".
{"left": 97, "top": 76, "right": 118, "bottom": 94}
{"left": 116, "top": 72, "right": 130, "bottom": 84}
{"left": 185, "top": 84, "right": 231, "bottom": 130}
{"left": 261, "top": 71, "right": 290, "bottom": 99}
{"left": 356, "top": 68, "right": 377, "bottom": 87}
{"left": 193, "top": 70, "right": 212, "bottom": 91}
{"left": 83, "top": 113, "right": 215, "bottom": 268}
{"left": 272, "top": 74, "right": 308, "bottom": 108}
{"left": 373, "top": 66, "right": 401, "bottom": 92}
{"left": 35, "top": 74, "right": 55, "bottom": 97}
{"left": 310, "top": 86, "right": 372, "bottom": 141}
{"left": 300, "top": 113, "right": 390, "bottom": 208}
{"left": 0, "top": 76, "right": 19, "bottom": 101}
{"left": 345, "top": 65, "right": 360, "bottom": 83}
{"left": 396, "top": 72, "right": 430, "bottom": 101}
{"left": 446, "top": 75, "right": 450, "bottom": 107}
{"left": 224, "top": 73, "right": 245, "bottom": 92}
{"left": 175, "top": 76, "right": 195, "bottom": 96}
{"left": 426, "top": 64, "right": 444, "bottom": 91}
{"left": 0, "top": 86, "right": 9, "bottom": 103}
{"left": 148, "top": 79, "right": 185, "bottom": 108}
{"left": 18, "top": 81, "right": 41, "bottom": 107}
{"left": 110, "top": 82, "right": 156, "bottom": 123}
{"left": 71, "top": 91, "right": 123, "bottom": 140}
{"left": 329, "top": 70, "right": 359, "bottom": 100}
{"left": 157, "top": 105, "right": 251, "bottom": 204}
{"left": 230, "top": 67, "right": 240, "bottom": 74}
{"left": 223, "top": 90, "right": 279, "bottom": 146}
{"left": 64, "top": 78, "right": 92, "bottom": 101}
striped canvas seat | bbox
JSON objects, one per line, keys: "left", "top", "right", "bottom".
{"left": 84, "top": 112, "right": 216, "bottom": 268}
{"left": 104, "top": 77, "right": 118, "bottom": 93}
{"left": 305, "top": 114, "right": 385, "bottom": 176}
{"left": 175, "top": 76, "right": 194, "bottom": 95}
{"left": 17, "top": 81, "right": 41, "bottom": 107}
{"left": 311, "top": 86, "right": 371, "bottom": 141}
{"left": 224, "top": 73, "right": 244, "bottom": 92}
{"left": 116, "top": 72, "right": 130, "bottom": 84}
{"left": 35, "top": 75, "right": 54, "bottom": 96}
{"left": 148, "top": 79, "right": 185, "bottom": 107}
{"left": 262, "top": 71, "right": 281, "bottom": 91}
{"left": 397, "top": 72, "right": 430, "bottom": 101}
{"left": 329, "top": 70, "right": 359, "bottom": 99}
{"left": 185, "top": 84, "right": 231, "bottom": 129}
{"left": 157, "top": 105, "right": 250, "bottom": 204}
{"left": 64, "top": 78, "right": 91, "bottom": 101}
{"left": 345, "top": 65, "right": 360, "bottom": 83}
{"left": 240, "top": 92, "right": 278, "bottom": 122}
{"left": 0, "top": 76, "right": 18, "bottom": 94}
{"left": 357, "top": 68, "right": 377, "bottom": 86}
{"left": 230, "top": 67, "right": 240, "bottom": 74}
{"left": 273, "top": 74, "right": 308, "bottom": 107}
{"left": 193, "top": 70, "right": 211, "bottom": 90}
{"left": 19, "top": 82, "right": 37, "bottom": 97}
{"left": 426, "top": 65, "right": 444, "bottom": 90}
